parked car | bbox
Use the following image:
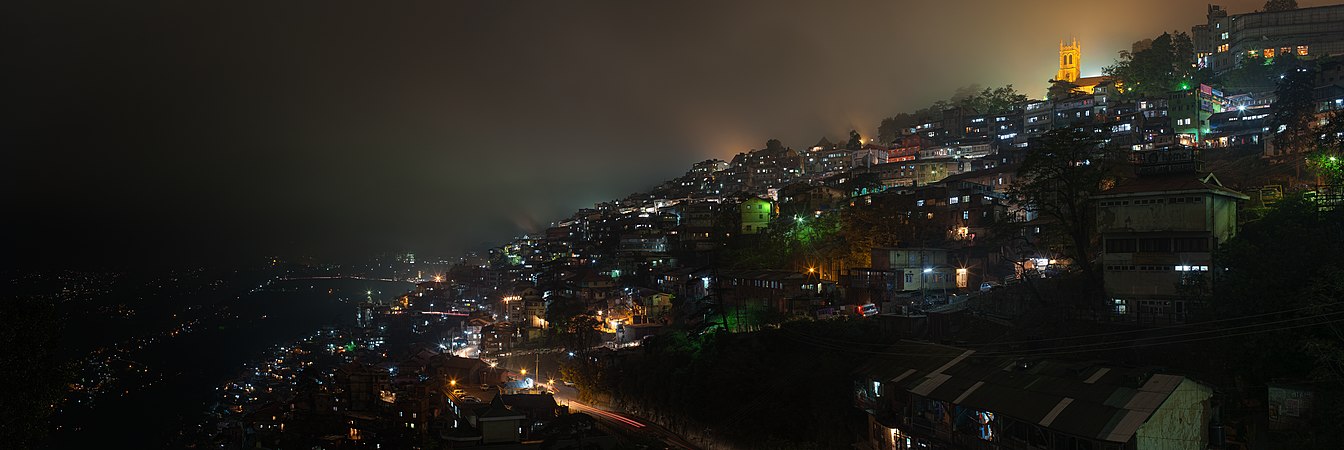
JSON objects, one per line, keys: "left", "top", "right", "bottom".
{"left": 451, "top": 389, "right": 466, "bottom": 397}
{"left": 980, "top": 281, "right": 1002, "bottom": 292}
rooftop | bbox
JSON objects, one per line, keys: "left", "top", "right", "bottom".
{"left": 857, "top": 341, "right": 1208, "bottom": 443}
{"left": 1095, "top": 173, "right": 1249, "bottom": 200}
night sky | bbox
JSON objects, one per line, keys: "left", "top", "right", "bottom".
{"left": 5, "top": 0, "right": 1304, "bottom": 266}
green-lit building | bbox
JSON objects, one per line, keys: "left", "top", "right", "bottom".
{"left": 739, "top": 197, "right": 774, "bottom": 235}
{"left": 1169, "top": 84, "right": 1225, "bottom": 146}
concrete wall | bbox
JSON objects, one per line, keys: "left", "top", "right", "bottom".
{"left": 1135, "top": 378, "right": 1212, "bottom": 450}
{"left": 1096, "top": 194, "right": 1213, "bottom": 234}
{"left": 479, "top": 418, "right": 521, "bottom": 444}
{"left": 874, "top": 248, "right": 950, "bottom": 270}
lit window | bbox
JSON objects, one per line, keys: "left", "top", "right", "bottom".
{"left": 1264, "top": 48, "right": 1275, "bottom": 58}
{"left": 1248, "top": 49, "right": 1260, "bottom": 58}
{"left": 1297, "top": 45, "right": 1308, "bottom": 56}
{"left": 1217, "top": 43, "right": 1229, "bottom": 53}
{"left": 1220, "top": 32, "right": 1228, "bottom": 40}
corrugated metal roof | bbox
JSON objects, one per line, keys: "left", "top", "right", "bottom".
{"left": 857, "top": 341, "right": 1207, "bottom": 444}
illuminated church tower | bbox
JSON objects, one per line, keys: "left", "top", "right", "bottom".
{"left": 1056, "top": 37, "right": 1080, "bottom": 83}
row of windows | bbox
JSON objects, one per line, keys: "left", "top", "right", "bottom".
{"left": 1098, "top": 196, "right": 1203, "bottom": 207}
{"left": 1106, "top": 264, "right": 1208, "bottom": 272}
{"left": 1105, "top": 237, "right": 1210, "bottom": 253}
{"left": 1247, "top": 45, "right": 1308, "bottom": 58}
{"left": 729, "top": 279, "right": 790, "bottom": 289}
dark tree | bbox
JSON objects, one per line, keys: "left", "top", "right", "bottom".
{"left": 1308, "top": 109, "right": 1344, "bottom": 185}
{"left": 1105, "top": 32, "right": 1196, "bottom": 99}
{"left": 1212, "top": 196, "right": 1343, "bottom": 446}
{"left": 1009, "top": 129, "right": 1123, "bottom": 302}
{"left": 1218, "top": 51, "right": 1299, "bottom": 94}
{"left": 1263, "top": 0, "right": 1298, "bottom": 12}
{"left": 877, "top": 113, "right": 916, "bottom": 145}
{"left": 960, "top": 85, "right": 1029, "bottom": 114}
{"left": 1271, "top": 66, "right": 1318, "bottom": 157}
{"left": 846, "top": 130, "right": 862, "bottom": 150}
{"left": 765, "top": 138, "right": 785, "bottom": 152}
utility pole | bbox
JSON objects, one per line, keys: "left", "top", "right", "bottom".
{"left": 920, "top": 248, "right": 927, "bottom": 306}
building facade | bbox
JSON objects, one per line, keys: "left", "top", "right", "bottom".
{"left": 1094, "top": 149, "right": 1248, "bottom": 323}
{"left": 1199, "top": 3, "right": 1344, "bottom": 74}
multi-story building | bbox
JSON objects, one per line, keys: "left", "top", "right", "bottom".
{"left": 1207, "top": 105, "right": 1270, "bottom": 149}
{"left": 1053, "top": 94, "right": 1096, "bottom": 129}
{"left": 1093, "top": 147, "right": 1248, "bottom": 324}
{"left": 672, "top": 159, "right": 728, "bottom": 195}
{"left": 989, "top": 109, "right": 1023, "bottom": 143}
{"left": 716, "top": 269, "right": 820, "bottom": 329}
{"left": 1137, "top": 98, "right": 1173, "bottom": 145}
{"left": 870, "top": 247, "right": 957, "bottom": 293}
{"left": 865, "top": 162, "right": 920, "bottom": 189}
{"left": 1199, "top": 3, "right": 1344, "bottom": 74}
{"left": 719, "top": 146, "right": 804, "bottom": 195}
{"left": 1169, "top": 84, "right": 1226, "bottom": 146}
{"left": 1023, "top": 100, "right": 1054, "bottom": 136}
{"left": 669, "top": 200, "right": 726, "bottom": 254}
{"left": 778, "top": 183, "right": 848, "bottom": 219}
{"left": 806, "top": 139, "right": 854, "bottom": 175}
{"left": 853, "top": 144, "right": 890, "bottom": 169}
{"left": 739, "top": 197, "right": 774, "bottom": 235}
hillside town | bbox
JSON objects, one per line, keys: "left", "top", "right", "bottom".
{"left": 166, "top": 2, "right": 1344, "bottom": 450}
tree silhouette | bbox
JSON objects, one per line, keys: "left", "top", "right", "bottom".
{"left": 1008, "top": 129, "right": 1123, "bottom": 304}
{"left": 846, "top": 130, "right": 862, "bottom": 150}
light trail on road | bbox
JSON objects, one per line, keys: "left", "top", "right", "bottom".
{"left": 568, "top": 401, "right": 646, "bottom": 428}
{"left": 420, "top": 311, "right": 469, "bottom": 316}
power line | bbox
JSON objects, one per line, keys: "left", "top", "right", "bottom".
{"left": 777, "top": 312, "right": 1344, "bottom": 359}
{"left": 778, "top": 302, "right": 1344, "bottom": 351}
